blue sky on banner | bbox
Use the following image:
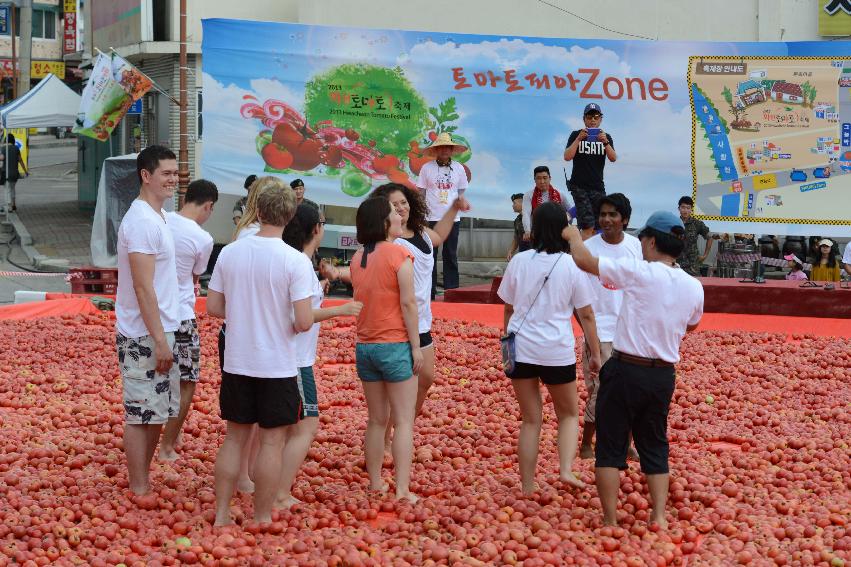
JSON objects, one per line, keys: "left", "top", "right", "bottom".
{"left": 201, "top": 19, "right": 851, "bottom": 232}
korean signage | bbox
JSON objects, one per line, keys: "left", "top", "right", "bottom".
{"left": 819, "top": 0, "right": 851, "bottom": 36}
{"left": 0, "top": 6, "right": 8, "bottom": 35}
{"left": 202, "top": 19, "right": 851, "bottom": 235}
{"left": 0, "top": 60, "right": 66, "bottom": 79}
{"left": 64, "top": 0, "right": 77, "bottom": 12}
{"left": 64, "top": 11, "right": 77, "bottom": 54}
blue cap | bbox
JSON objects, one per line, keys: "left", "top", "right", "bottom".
{"left": 583, "top": 103, "right": 602, "bottom": 115}
{"left": 641, "top": 211, "right": 684, "bottom": 234}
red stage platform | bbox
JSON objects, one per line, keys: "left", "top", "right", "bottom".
{"left": 444, "top": 276, "right": 851, "bottom": 319}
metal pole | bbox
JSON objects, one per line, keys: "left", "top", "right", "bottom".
{"left": 19, "top": 0, "right": 31, "bottom": 95}
{"left": 177, "top": 0, "right": 189, "bottom": 209}
{"left": 10, "top": 4, "right": 16, "bottom": 98}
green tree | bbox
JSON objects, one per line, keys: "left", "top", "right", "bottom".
{"left": 304, "top": 64, "right": 429, "bottom": 158}
{"left": 721, "top": 85, "right": 733, "bottom": 107}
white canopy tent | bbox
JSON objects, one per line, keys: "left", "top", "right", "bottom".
{"left": 0, "top": 73, "right": 82, "bottom": 129}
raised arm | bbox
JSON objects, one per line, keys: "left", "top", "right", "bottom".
{"left": 425, "top": 196, "right": 470, "bottom": 247}
{"left": 561, "top": 225, "right": 599, "bottom": 275}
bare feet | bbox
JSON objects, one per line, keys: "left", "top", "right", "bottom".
{"left": 602, "top": 517, "right": 618, "bottom": 527}
{"left": 236, "top": 478, "right": 255, "bottom": 494}
{"left": 560, "top": 472, "right": 587, "bottom": 490}
{"left": 369, "top": 481, "right": 389, "bottom": 494}
{"left": 627, "top": 447, "right": 640, "bottom": 461}
{"left": 650, "top": 512, "right": 668, "bottom": 530}
{"left": 521, "top": 482, "right": 537, "bottom": 496}
{"left": 129, "top": 484, "right": 151, "bottom": 496}
{"left": 213, "top": 515, "right": 234, "bottom": 527}
{"left": 579, "top": 445, "right": 594, "bottom": 459}
{"left": 395, "top": 491, "right": 419, "bottom": 504}
{"left": 274, "top": 495, "right": 303, "bottom": 510}
{"left": 158, "top": 448, "right": 179, "bottom": 462}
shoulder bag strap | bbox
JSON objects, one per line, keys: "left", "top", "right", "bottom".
{"left": 514, "top": 253, "right": 563, "bottom": 334}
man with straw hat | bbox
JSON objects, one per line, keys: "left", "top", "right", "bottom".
{"left": 417, "top": 133, "right": 469, "bottom": 298}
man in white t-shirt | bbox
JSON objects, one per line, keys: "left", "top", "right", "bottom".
{"left": 563, "top": 210, "right": 704, "bottom": 529}
{"left": 206, "top": 179, "right": 315, "bottom": 526}
{"left": 417, "top": 132, "right": 469, "bottom": 298}
{"left": 843, "top": 242, "right": 851, "bottom": 277}
{"left": 159, "top": 179, "right": 217, "bottom": 461}
{"left": 578, "top": 193, "right": 642, "bottom": 461}
{"left": 115, "top": 145, "right": 181, "bottom": 496}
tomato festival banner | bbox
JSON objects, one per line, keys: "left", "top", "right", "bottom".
{"left": 201, "top": 19, "right": 851, "bottom": 234}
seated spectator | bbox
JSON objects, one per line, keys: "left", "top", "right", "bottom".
{"left": 843, "top": 242, "right": 851, "bottom": 278}
{"left": 810, "top": 239, "right": 841, "bottom": 282}
{"left": 784, "top": 254, "right": 808, "bottom": 281}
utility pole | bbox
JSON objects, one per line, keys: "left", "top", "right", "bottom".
{"left": 18, "top": 0, "right": 32, "bottom": 95}
{"left": 177, "top": 0, "right": 189, "bottom": 209}
{"left": 10, "top": 2, "right": 16, "bottom": 98}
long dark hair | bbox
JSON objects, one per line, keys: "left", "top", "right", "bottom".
{"left": 819, "top": 242, "right": 839, "bottom": 268}
{"left": 532, "top": 201, "right": 570, "bottom": 254}
{"left": 370, "top": 182, "right": 427, "bottom": 234}
{"left": 282, "top": 204, "right": 321, "bottom": 252}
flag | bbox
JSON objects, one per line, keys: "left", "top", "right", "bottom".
{"left": 73, "top": 53, "right": 153, "bottom": 141}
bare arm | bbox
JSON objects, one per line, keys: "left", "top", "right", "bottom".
{"left": 426, "top": 196, "right": 469, "bottom": 247}
{"left": 562, "top": 225, "right": 599, "bottom": 275}
{"left": 563, "top": 131, "right": 585, "bottom": 161}
{"left": 575, "top": 304, "right": 601, "bottom": 372}
{"left": 397, "top": 259, "right": 423, "bottom": 375}
{"left": 293, "top": 297, "right": 314, "bottom": 333}
{"left": 507, "top": 238, "right": 518, "bottom": 260}
{"left": 503, "top": 303, "right": 514, "bottom": 334}
{"left": 128, "top": 253, "right": 172, "bottom": 373}
{"left": 312, "top": 301, "right": 362, "bottom": 323}
{"left": 206, "top": 289, "right": 226, "bottom": 318}
{"left": 320, "top": 261, "right": 351, "bottom": 284}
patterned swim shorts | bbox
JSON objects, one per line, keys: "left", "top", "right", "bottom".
{"left": 116, "top": 332, "right": 180, "bottom": 425}
{"left": 175, "top": 319, "right": 201, "bottom": 382}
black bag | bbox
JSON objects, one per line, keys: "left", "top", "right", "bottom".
{"left": 500, "top": 253, "right": 563, "bottom": 376}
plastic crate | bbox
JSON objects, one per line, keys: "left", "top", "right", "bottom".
{"left": 68, "top": 267, "right": 118, "bottom": 295}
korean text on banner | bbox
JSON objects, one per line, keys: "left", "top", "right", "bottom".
{"left": 200, "top": 19, "right": 851, "bottom": 236}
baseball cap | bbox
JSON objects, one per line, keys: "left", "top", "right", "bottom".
{"left": 818, "top": 238, "right": 834, "bottom": 247}
{"left": 641, "top": 211, "right": 684, "bottom": 234}
{"left": 784, "top": 253, "right": 803, "bottom": 265}
{"left": 584, "top": 103, "right": 603, "bottom": 115}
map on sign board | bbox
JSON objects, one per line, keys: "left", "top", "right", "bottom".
{"left": 690, "top": 56, "right": 851, "bottom": 225}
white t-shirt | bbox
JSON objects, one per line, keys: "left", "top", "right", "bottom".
{"left": 116, "top": 200, "right": 180, "bottom": 338}
{"left": 395, "top": 231, "right": 434, "bottom": 333}
{"left": 295, "top": 270, "right": 323, "bottom": 368}
{"left": 236, "top": 223, "right": 260, "bottom": 240}
{"left": 208, "top": 235, "right": 314, "bottom": 378}
{"left": 599, "top": 257, "right": 704, "bottom": 364}
{"left": 497, "top": 251, "right": 595, "bottom": 366}
{"left": 165, "top": 211, "right": 214, "bottom": 321}
{"left": 417, "top": 160, "right": 468, "bottom": 222}
{"left": 584, "top": 233, "right": 643, "bottom": 343}
{"left": 842, "top": 243, "right": 851, "bottom": 266}
{"left": 521, "top": 187, "right": 573, "bottom": 233}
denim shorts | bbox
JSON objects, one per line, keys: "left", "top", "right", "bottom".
{"left": 356, "top": 342, "right": 414, "bottom": 382}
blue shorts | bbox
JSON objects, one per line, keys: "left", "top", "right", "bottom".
{"left": 297, "top": 366, "right": 319, "bottom": 417}
{"left": 356, "top": 342, "right": 414, "bottom": 383}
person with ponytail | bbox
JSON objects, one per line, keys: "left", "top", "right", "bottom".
{"left": 349, "top": 197, "right": 421, "bottom": 502}
{"left": 520, "top": 166, "right": 573, "bottom": 247}
{"left": 275, "top": 205, "right": 362, "bottom": 508}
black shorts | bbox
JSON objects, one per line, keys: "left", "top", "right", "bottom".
{"left": 509, "top": 362, "right": 577, "bottom": 385}
{"left": 568, "top": 185, "right": 605, "bottom": 231}
{"left": 220, "top": 371, "right": 303, "bottom": 429}
{"left": 419, "top": 331, "right": 433, "bottom": 349}
{"left": 594, "top": 358, "right": 675, "bottom": 475}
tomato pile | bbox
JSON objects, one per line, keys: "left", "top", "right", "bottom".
{"left": 0, "top": 313, "right": 849, "bottom": 566}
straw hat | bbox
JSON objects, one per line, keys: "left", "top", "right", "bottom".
{"left": 424, "top": 133, "right": 468, "bottom": 157}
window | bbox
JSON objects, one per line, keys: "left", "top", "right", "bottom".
{"left": 14, "top": 9, "right": 57, "bottom": 40}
